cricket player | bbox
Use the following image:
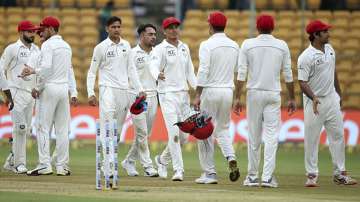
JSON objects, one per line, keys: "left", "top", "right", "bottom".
{"left": 234, "top": 15, "right": 296, "bottom": 188}
{"left": 193, "top": 11, "right": 240, "bottom": 184}
{"left": 149, "top": 17, "right": 197, "bottom": 181}
{"left": 26, "top": 31, "right": 78, "bottom": 166}
{"left": 21, "top": 16, "right": 74, "bottom": 176}
{"left": 298, "top": 20, "right": 357, "bottom": 187}
{"left": 121, "top": 24, "right": 158, "bottom": 177}
{"left": 87, "top": 16, "right": 144, "bottom": 176}
{"left": 1, "top": 20, "right": 39, "bottom": 174}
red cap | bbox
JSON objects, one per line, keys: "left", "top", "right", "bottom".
{"left": 208, "top": 11, "right": 227, "bottom": 27}
{"left": 256, "top": 14, "right": 275, "bottom": 31}
{"left": 306, "top": 20, "right": 332, "bottom": 34}
{"left": 130, "top": 96, "right": 147, "bottom": 115}
{"left": 40, "top": 16, "right": 60, "bottom": 28}
{"left": 162, "top": 17, "right": 180, "bottom": 29}
{"left": 191, "top": 118, "right": 214, "bottom": 140}
{"left": 18, "top": 20, "right": 39, "bottom": 32}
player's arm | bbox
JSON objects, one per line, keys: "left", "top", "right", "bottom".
{"left": 68, "top": 66, "right": 78, "bottom": 106}
{"left": 194, "top": 42, "right": 209, "bottom": 110}
{"left": 334, "top": 69, "right": 342, "bottom": 107}
{"left": 87, "top": 46, "right": 101, "bottom": 106}
{"left": 185, "top": 45, "right": 197, "bottom": 90}
{"left": 282, "top": 44, "right": 296, "bottom": 115}
{"left": 149, "top": 46, "right": 165, "bottom": 81}
{"left": 127, "top": 50, "right": 145, "bottom": 97}
{"left": 233, "top": 44, "right": 248, "bottom": 115}
{"left": 0, "top": 46, "right": 14, "bottom": 111}
{"left": 298, "top": 57, "right": 320, "bottom": 115}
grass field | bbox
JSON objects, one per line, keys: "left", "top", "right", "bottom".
{"left": 0, "top": 141, "right": 359, "bottom": 202}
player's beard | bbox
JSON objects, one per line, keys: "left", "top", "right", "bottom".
{"left": 23, "top": 35, "right": 34, "bottom": 44}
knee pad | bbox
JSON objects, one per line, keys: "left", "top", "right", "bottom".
{"left": 13, "top": 123, "right": 27, "bottom": 136}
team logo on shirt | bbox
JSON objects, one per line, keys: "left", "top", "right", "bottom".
{"left": 136, "top": 56, "right": 145, "bottom": 64}
{"left": 107, "top": 51, "right": 115, "bottom": 57}
{"left": 167, "top": 50, "right": 176, "bottom": 56}
{"left": 19, "top": 52, "right": 28, "bottom": 57}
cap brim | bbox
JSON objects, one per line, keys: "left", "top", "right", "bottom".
{"left": 164, "top": 22, "right": 180, "bottom": 29}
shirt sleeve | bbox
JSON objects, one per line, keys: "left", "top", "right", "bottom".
{"left": 297, "top": 55, "right": 311, "bottom": 82}
{"left": 36, "top": 42, "right": 53, "bottom": 81}
{"left": 0, "top": 46, "right": 12, "bottom": 90}
{"left": 237, "top": 42, "right": 248, "bottom": 81}
{"left": 282, "top": 43, "right": 293, "bottom": 83}
{"left": 148, "top": 46, "right": 163, "bottom": 81}
{"left": 127, "top": 49, "right": 144, "bottom": 93}
{"left": 185, "top": 45, "right": 197, "bottom": 89}
{"left": 86, "top": 45, "right": 102, "bottom": 97}
{"left": 68, "top": 66, "right": 78, "bottom": 98}
{"left": 196, "top": 42, "right": 210, "bottom": 87}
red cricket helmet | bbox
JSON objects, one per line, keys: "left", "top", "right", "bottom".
{"left": 130, "top": 96, "right": 147, "bottom": 115}
{"left": 191, "top": 117, "right": 214, "bottom": 140}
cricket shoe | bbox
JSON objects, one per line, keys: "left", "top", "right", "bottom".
{"left": 56, "top": 166, "right": 71, "bottom": 176}
{"left": 305, "top": 174, "right": 319, "bottom": 187}
{"left": 333, "top": 171, "right": 357, "bottom": 185}
{"left": 195, "top": 173, "right": 218, "bottom": 184}
{"left": 228, "top": 160, "right": 240, "bottom": 182}
{"left": 3, "top": 153, "right": 14, "bottom": 172}
{"left": 27, "top": 165, "right": 53, "bottom": 176}
{"left": 144, "top": 167, "right": 158, "bottom": 177}
{"left": 14, "top": 164, "right": 28, "bottom": 174}
{"left": 261, "top": 176, "right": 278, "bottom": 188}
{"left": 243, "top": 175, "right": 260, "bottom": 187}
{"left": 121, "top": 159, "right": 139, "bottom": 177}
{"left": 172, "top": 170, "right": 184, "bottom": 181}
{"left": 155, "top": 155, "right": 167, "bottom": 179}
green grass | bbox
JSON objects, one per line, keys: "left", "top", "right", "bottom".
{"left": 0, "top": 141, "right": 359, "bottom": 202}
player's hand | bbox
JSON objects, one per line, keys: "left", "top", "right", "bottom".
{"left": 3, "top": 89, "right": 14, "bottom": 111}
{"left": 19, "top": 65, "right": 35, "bottom": 78}
{"left": 232, "top": 98, "right": 242, "bottom": 116}
{"left": 71, "top": 97, "right": 79, "bottom": 107}
{"left": 193, "top": 95, "right": 201, "bottom": 111}
{"left": 158, "top": 72, "right": 165, "bottom": 81}
{"left": 88, "top": 95, "right": 97, "bottom": 106}
{"left": 31, "top": 88, "right": 40, "bottom": 99}
{"left": 312, "top": 96, "right": 321, "bottom": 115}
{"left": 139, "top": 91, "right": 147, "bottom": 99}
{"left": 287, "top": 99, "right": 296, "bottom": 116}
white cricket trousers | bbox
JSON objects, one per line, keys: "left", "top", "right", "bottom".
{"left": 304, "top": 92, "right": 345, "bottom": 176}
{"left": 99, "top": 86, "right": 129, "bottom": 166}
{"left": 10, "top": 88, "right": 34, "bottom": 168}
{"left": 124, "top": 94, "right": 158, "bottom": 168}
{"left": 197, "top": 88, "right": 236, "bottom": 174}
{"left": 158, "top": 91, "right": 190, "bottom": 172}
{"left": 246, "top": 89, "right": 281, "bottom": 181}
{"left": 37, "top": 83, "right": 70, "bottom": 170}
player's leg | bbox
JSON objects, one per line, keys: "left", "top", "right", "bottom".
{"left": 9, "top": 90, "right": 30, "bottom": 173}
{"left": 245, "top": 90, "right": 264, "bottom": 186}
{"left": 324, "top": 93, "right": 357, "bottom": 185}
{"left": 303, "top": 96, "right": 323, "bottom": 186}
{"left": 122, "top": 93, "right": 140, "bottom": 176}
{"left": 157, "top": 92, "right": 184, "bottom": 180}
{"left": 140, "top": 96, "right": 158, "bottom": 176}
{"left": 99, "top": 86, "right": 116, "bottom": 176}
{"left": 28, "top": 86, "right": 56, "bottom": 175}
{"left": 261, "top": 92, "right": 281, "bottom": 188}
{"left": 53, "top": 86, "right": 71, "bottom": 176}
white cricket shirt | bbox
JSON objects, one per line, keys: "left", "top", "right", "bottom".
{"left": 237, "top": 34, "right": 293, "bottom": 91}
{"left": 35, "top": 35, "right": 72, "bottom": 88}
{"left": 197, "top": 33, "right": 239, "bottom": 88}
{"left": 0, "top": 39, "right": 39, "bottom": 92}
{"left": 149, "top": 39, "right": 196, "bottom": 93}
{"left": 297, "top": 44, "right": 336, "bottom": 97}
{"left": 128, "top": 45, "right": 157, "bottom": 97}
{"left": 87, "top": 37, "right": 143, "bottom": 97}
